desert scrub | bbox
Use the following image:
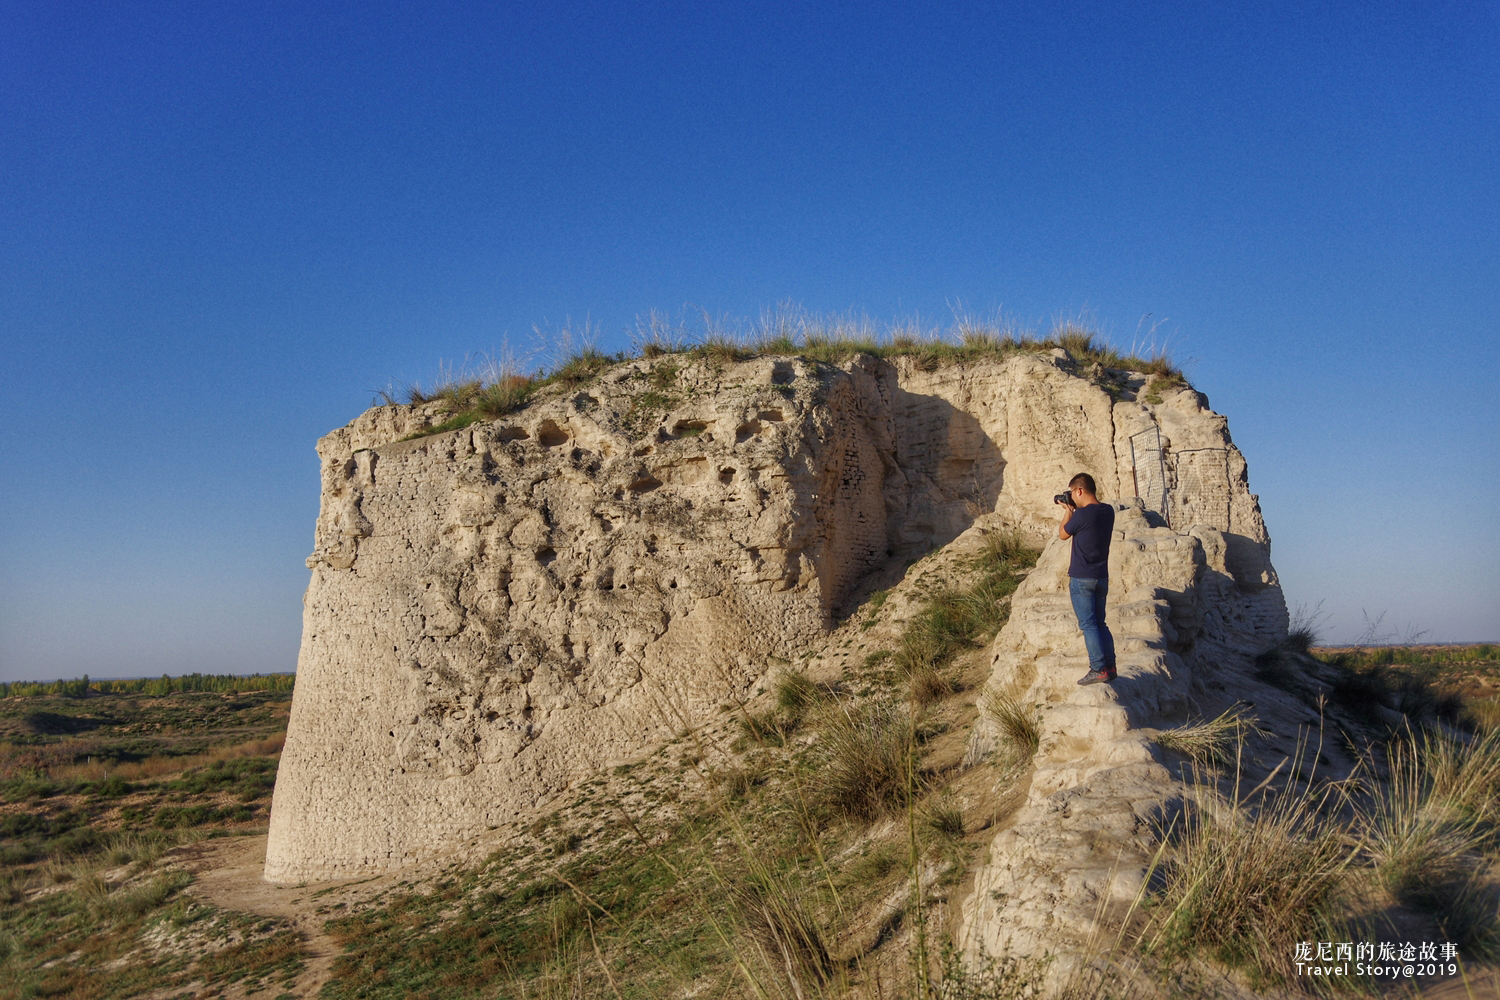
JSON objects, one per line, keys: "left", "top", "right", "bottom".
{"left": 1325, "top": 659, "right": 1467, "bottom": 732}
{"left": 0, "top": 806, "right": 99, "bottom": 865}
{"left": 0, "top": 855, "right": 304, "bottom": 1000}
{"left": 1290, "top": 642, "right": 1498, "bottom": 736}
{"left": 0, "top": 755, "right": 278, "bottom": 865}
{"left": 1145, "top": 763, "right": 1359, "bottom": 987}
{"left": 164, "top": 754, "right": 278, "bottom": 800}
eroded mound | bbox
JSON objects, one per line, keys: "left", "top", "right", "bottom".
{"left": 267, "top": 349, "right": 1278, "bottom": 882}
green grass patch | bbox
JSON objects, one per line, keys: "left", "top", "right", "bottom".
{"left": 892, "top": 531, "right": 1036, "bottom": 679}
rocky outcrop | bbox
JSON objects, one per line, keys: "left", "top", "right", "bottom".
{"left": 265, "top": 350, "right": 1284, "bottom": 883}
{"left": 956, "top": 504, "right": 1288, "bottom": 984}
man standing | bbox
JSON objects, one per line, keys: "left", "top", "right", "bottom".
{"left": 1057, "top": 473, "right": 1116, "bottom": 685}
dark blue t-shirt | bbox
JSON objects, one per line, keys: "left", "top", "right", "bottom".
{"left": 1065, "top": 503, "right": 1114, "bottom": 579}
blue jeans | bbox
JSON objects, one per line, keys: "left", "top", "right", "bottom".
{"left": 1069, "top": 576, "right": 1116, "bottom": 674}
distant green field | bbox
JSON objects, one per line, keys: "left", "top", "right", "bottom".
{"left": 1311, "top": 643, "right": 1499, "bottom": 669}
{"left": 0, "top": 681, "right": 300, "bottom": 999}
{"left": 1309, "top": 644, "right": 1500, "bottom": 732}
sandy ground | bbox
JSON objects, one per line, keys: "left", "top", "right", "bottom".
{"left": 168, "top": 829, "right": 528, "bottom": 999}
{"left": 172, "top": 835, "right": 393, "bottom": 999}
{"left": 166, "top": 830, "right": 1500, "bottom": 1000}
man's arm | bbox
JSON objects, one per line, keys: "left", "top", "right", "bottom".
{"left": 1058, "top": 503, "right": 1076, "bottom": 540}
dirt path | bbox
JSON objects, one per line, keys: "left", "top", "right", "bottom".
{"left": 169, "top": 830, "right": 523, "bottom": 998}
{"left": 173, "top": 835, "right": 385, "bottom": 999}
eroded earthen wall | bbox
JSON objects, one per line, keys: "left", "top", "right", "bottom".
{"left": 266, "top": 351, "right": 1285, "bottom": 881}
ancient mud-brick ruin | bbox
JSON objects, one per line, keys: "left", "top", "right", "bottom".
{"left": 265, "top": 346, "right": 1288, "bottom": 962}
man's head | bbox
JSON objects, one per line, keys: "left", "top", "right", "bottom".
{"left": 1068, "top": 473, "right": 1098, "bottom": 503}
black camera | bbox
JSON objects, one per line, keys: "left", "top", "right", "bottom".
{"left": 1054, "top": 493, "right": 1074, "bottom": 506}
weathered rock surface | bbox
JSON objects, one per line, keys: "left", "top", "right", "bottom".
{"left": 266, "top": 350, "right": 1285, "bottom": 886}
{"left": 956, "top": 504, "right": 1289, "bottom": 986}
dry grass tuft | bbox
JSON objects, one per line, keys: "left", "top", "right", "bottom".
{"left": 1351, "top": 727, "right": 1500, "bottom": 955}
{"left": 1465, "top": 697, "right": 1500, "bottom": 733}
{"left": 1142, "top": 726, "right": 1500, "bottom": 984}
{"left": 924, "top": 798, "right": 965, "bottom": 839}
{"left": 773, "top": 672, "right": 824, "bottom": 715}
{"left": 1053, "top": 322, "right": 1101, "bottom": 363}
{"left": 1145, "top": 756, "right": 1359, "bottom": 986}
{"left": 1361, "top": 733, "right": 1486, "bottom": 909}
{"left": 1153, "top": 708, "right": 1261, "bottom": 768}
{"left": 732, "top": 868, "right": 836, "bottom": 995}
{"left": 75, "top": 871, "right": 110, "bottom": 904}
{"left": 104, "top": 831, "right": 171, "bottom": 870}
{"left": 908, "top": 665, "right": 953, "bottom": 707}
{"left": 1434, "top": 873, "right": 1500, "bottom": 961}
{"left": 980, "top": 689, "right": 1040, "bottom": 758}
{"left": 817, "top": 703, "right": 913, "bottom": 822}
{"left": 977, "top": 529, "right": 1031, "bottom": 567}
{"left": 96, "top": 871, "right": 193, "bottom": 920}
{"left": 1283, "top": 600, "right": 1328, "bottom": 653}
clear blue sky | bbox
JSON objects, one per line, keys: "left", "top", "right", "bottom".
{"left": 2, "top": 1, "right": 1496, "bottom": 682}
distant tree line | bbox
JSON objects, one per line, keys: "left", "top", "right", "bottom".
{"left": 0, "top": 672, "right": 295, "bottom": 699}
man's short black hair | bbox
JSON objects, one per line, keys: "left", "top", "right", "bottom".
{"left": 1069, "top": 473, "right": 1097, "bottom": 495}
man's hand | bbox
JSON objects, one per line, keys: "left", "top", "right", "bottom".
{"left": 1057, "top": 499, "right": 1075, "bottom": 539}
